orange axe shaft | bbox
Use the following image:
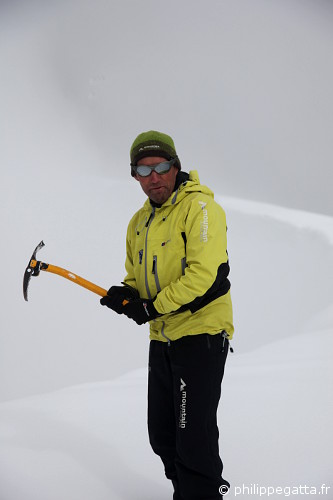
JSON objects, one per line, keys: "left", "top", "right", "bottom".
{"left": 23, "top": 241, "right": 129, "bottom": 304}
{"left": 29, "top": 259, "right": 108, "bottom": 297}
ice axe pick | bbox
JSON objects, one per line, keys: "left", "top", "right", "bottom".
{"left": 23, "top": 240, "right": 129, "bottom": 304}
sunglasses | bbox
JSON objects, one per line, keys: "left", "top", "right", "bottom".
{"left": 133, "top": 158, "right": 177, "bottom": 177}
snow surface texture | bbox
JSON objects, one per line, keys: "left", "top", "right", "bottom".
{"left": 1, "top": 1, "right": 333, "bottom": 499}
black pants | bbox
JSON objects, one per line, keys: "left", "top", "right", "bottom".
{"left": 148, "top": 333, "right": 230, "bottom": 500}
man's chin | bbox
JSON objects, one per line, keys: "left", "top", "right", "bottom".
{"left": 151, "top": 196, "right": 168, "bottom": 204}
{"left": 149, "top": 188, "right": 169, "bottom": 204}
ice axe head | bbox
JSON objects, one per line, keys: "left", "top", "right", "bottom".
{"left": 23, "top": 240, "right": 45, "bottom": 301}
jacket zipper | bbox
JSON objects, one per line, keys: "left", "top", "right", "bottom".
{"left": 144, "top": 207, "right": 171, "bottom": 345}
{"left": 144, "top": 207, "right": 155, "bottom": 299}
{"left": 181, "top": 257, "right": 187, "bottom": 275}
{"left": 152, "top": 256, "right": 170, "bottom": 344}
{"left": 152, "top": 255, "right": 161, "bottom": 292}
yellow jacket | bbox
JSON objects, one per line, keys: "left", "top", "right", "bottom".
{"left": 123, "top": 171, "right": 234, "bottom": 342}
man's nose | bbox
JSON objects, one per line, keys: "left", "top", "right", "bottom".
{"left": 150, "top": 171, "right": 160, "bottom": 182}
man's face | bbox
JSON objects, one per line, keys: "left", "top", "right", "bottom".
{"left": 134, "top": 156, "right": 179, "bottom": 205}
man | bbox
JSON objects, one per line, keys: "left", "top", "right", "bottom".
{"left": 101, "top": 130, "right": 234, "bottom": 500}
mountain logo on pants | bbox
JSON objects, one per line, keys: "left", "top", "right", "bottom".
{"left": 179, "top": 378, "right": 187, "bottom": 429}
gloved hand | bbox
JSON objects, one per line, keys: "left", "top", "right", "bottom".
{"left": 100, "top": 285, "right": 139, "bottom": 314}
{"left": 122, "top": 299, "right": 159, "bottom": 325}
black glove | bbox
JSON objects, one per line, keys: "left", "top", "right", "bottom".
{"left": 122, "top": 299, "right": 159, "bottom": 325}
{"left": 100, "top": 285, "right": 139, "bottom": 314}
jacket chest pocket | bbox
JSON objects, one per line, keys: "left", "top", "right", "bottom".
{"left": 147, "top": 235, "right": 186, "bottom": 292}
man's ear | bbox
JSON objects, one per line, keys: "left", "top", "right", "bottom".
{"left": 134, "top": 174, "right": 140, "bottom": 181}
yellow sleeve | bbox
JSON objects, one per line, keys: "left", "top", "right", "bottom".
{"left": 153, "top": 197, "right": 229, "bottom": 314}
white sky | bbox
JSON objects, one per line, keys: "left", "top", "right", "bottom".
{"left": 1, "top": 0, "right": 333, "bottom": 214}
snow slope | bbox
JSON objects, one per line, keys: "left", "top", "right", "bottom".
{"left": 0, "top": 328, "right": 332, "bottom": 500}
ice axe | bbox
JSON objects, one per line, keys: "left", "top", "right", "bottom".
{"left": 23, "top": 240, "right": 129, "bottom": 304}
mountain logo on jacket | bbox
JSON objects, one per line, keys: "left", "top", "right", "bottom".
{"left": 199, "top": 201, "right": 209, "bottom": 242}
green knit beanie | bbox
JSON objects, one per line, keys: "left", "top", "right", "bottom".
{"left": 130, "top": 130, "right": 181, "bottom": 175}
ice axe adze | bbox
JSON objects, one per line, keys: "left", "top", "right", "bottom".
{"left": 23, "top": 240, "right": 128, "bottom": 303}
